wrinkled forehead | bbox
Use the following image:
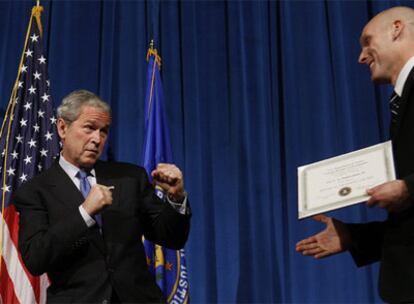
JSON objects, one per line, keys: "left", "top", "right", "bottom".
{"left": 78, "top": 105, "right": 112, "bottom": 125}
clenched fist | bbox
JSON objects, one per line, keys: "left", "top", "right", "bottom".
{"left": 81, "top": 184, "right": 114, "bottom": 216}
{"left": 152, "top": 163, "right": 186, "bottom": 202}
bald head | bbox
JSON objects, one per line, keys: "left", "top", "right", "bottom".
{"left": 372, "top": 6, "right": 414, "bottom": 27}
{"left": 367, "top": 7, "right": 414, "bottom": 40}
{"left": 359, "top": 6, "right": 414, "bottom": 85}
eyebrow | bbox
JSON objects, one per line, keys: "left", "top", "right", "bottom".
{"left": 83, "top": 119, "right": 110, "bottom": 127}
{"left": 360, "top": 34, "right": 371, "bottom": 45}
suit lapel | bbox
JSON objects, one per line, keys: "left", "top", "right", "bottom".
{"left": 44, "top": 162, "right": 84, "bottom": 209}
{"left": 44, "top": 161, "right": 107, "bottom": 255}
{"left": 95, "top": 164, "right": 122, "bottom": 220}
{"left": 94, "top": 162, "right": 122, "bottom": 254}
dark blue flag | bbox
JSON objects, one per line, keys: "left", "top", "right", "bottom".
{"left": 0, "top": 5, "right": 59, "bottom": 304}
{"left": 141, "top": 44, "right": 189, "bottom": 304}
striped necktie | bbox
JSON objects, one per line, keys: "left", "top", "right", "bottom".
{"left": 389, "top": 91, "right": 401, "bottom": 126}
{"left": 78, "top": 169, "right": 102, "bottom": 228}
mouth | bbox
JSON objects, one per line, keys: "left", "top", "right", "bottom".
{"left": 368, "top": 61, "right": 374, "bottom": 69}
{"left": 85, "top": 149, "right": 99, "bottom": 156}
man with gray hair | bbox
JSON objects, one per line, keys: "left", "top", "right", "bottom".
{"left": 297, "top": 6, "right": 414, "bottom": 302}
{"left": 14, "top": 89, "right": 191, "bottom": 303}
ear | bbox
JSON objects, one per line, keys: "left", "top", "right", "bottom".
{"left": 57, "top": 118, "right": 68, "bottom": 141}
{"left": 392, "top": 20, "right": 404, "bottom": 41}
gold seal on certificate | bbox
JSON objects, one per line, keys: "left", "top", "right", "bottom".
{"left": 338, "top": 187, "right": 352, "bottom": 196}
{"left": 297, "top": 141, "right": 395, "bottom": 219}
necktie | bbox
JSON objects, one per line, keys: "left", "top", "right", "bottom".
{"left": 78, "top": 169, "right": 102, "bottom": 228}
{"left": 389, "top": 91, "right": 401, "bottom": 126}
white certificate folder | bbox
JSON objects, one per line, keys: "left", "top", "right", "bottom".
{"left": 298, "top": 141, "right": 395, "bottom": 219}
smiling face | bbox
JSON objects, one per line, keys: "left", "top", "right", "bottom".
{"left": 358, "top": 17, "right": 396, "bottom": 84}
{"left": 57, "top": 105, "right": 111, "bottom": 168}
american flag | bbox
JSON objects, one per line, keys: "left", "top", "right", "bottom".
{"left": 0, "top": 6, "right": 59, "bottom": 304}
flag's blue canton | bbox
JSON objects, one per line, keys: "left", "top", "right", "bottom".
{"left": 142, "top": 49, "right": 189, "bottom": 304}
{"left": 0, "top": 17, "right": 59, "bottom": 206}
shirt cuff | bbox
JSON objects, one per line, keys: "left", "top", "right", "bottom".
{"left": 78, "top": 205, "right": 96, "bottom": 227}
{"left": 167, "top": 195, "right": 188, "bottom": 215}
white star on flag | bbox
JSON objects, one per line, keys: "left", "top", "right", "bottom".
{"left": 28, "top": 85, "right": 36, "bottom": 94}
{"left": 23, "top": 155, "right": 32, "bottom": 165}
{"left": 23, "top": 102, "right": 32, "bottom": 111}
{"left": 33, "top": 71, "right": 41, "bottom": 80}
{"left": 1, "top": 185, "right": 11, "bottom": 193}
{"left": 28, "top": 139, "right": 37, "bottom": 148}
{"left": 19, "top": 173, "right": 28, "bottom": 182}
{"left": 25, "top": 49, "right": 33, "bottom": 57}
{"left": 19, "top": 119, "right": 27, "bottom": 127}
{"left": 15, "top": 134, "right": 23, "bottom": 143}
{"left": 40, "top": 148, "right": 48, "bottom": 157}
{"left": 7, "top": 168, "right": 16, "bottom": 176}
{"left": 44, "top": 131, "right": 53, "bottom": 141}
{"left": 41, "top": 93, "right": 50, "bottom": 102}
{"left": 38, "top": 55, "right": 46, "bottom": 64}
{"left": 30, "top": 33, "right": 39, "bottom": 42}
{"left": 11, "top": 150, "right": 18, "bottom": 159}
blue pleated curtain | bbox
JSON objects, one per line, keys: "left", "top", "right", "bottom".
{"left": 0, "top": 0, "right": 411, "bottom": 302}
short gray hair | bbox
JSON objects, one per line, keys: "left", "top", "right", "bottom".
{"left": 57, "top": 90, "right": 111, "bottom": 123}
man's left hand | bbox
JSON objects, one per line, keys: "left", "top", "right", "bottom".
{"left": 152, "top": 163, "right": 186, "bottom": 202}
{"left": 366, "top": 180, "right": 411, "bottom": 212}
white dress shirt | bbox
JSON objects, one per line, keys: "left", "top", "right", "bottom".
{"left": 394, "top": 56, "right": 414, "bottom": 96}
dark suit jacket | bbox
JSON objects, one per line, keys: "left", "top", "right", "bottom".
{"left": 13, "top": 160, "right": 191, "bottom": 303}
{"left": 347, "top": 67, "right": 414, "bottom": 303}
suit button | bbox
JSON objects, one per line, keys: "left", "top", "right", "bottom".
{"left": 102, "top": 300, "right": 108, "bottom": 304}
{"left": 108, "top": 268, "right": 114, "bottom": 273}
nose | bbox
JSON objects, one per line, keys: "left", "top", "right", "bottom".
{"left": 358, "top": 49, "right": 367, "bottom": 64}
{"left": 91, "top": 129, "right": 101, "bottom": 145}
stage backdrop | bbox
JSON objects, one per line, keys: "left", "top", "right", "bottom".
{"left": 0, "top": 0, "right": 411, "bottom": 302}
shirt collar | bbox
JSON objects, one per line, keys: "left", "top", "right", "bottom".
{"left": 394, "top": 56, "right": 414, "bottom": 96}
{"left": 59, "top": 154, "right": 96, "bottom": 179}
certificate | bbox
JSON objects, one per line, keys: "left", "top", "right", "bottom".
{"left": 298, "top": 141, "right": 395, "bottom": 219}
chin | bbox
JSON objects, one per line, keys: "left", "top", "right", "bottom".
{"left": 371, "top": 73, "right": 389, "bottom": 84}
{"left": 80, "top": 158, "right": 98, "bottom": 168}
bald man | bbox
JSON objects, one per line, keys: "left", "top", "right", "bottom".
{"left": 296, "top": 7, "right": 414, "bottom": 302}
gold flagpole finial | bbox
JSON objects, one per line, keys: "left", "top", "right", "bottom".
{"left": 146, "top": 39, "right": 161, "bottom": 67}
{"left": 32, "top": 2, "right": 44, "bottom": 36}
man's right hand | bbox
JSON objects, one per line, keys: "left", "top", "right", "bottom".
{"left": 296, "top": 214, "right": 351, "bottom": 259}
{"left": 81, "top": 184, "right": 114, "bottom": 216}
